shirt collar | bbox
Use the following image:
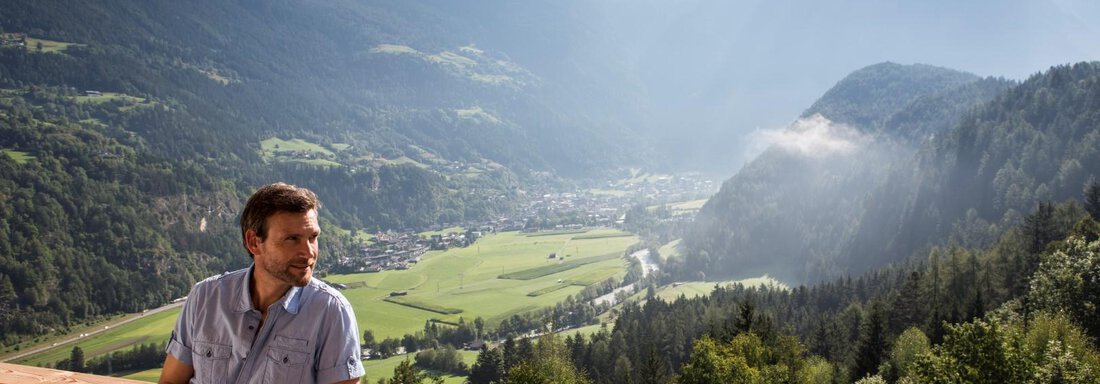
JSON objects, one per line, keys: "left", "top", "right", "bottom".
{"left": 236, "top": 264, "right": 304, "bottom": 315}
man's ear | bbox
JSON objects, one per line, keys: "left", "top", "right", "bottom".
{"left": 244, "top": 229, "right": 263, "bottom": 256}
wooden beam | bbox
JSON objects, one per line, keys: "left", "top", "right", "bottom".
{"left": 0, "top": 363, "right": 148, "bottom": 383}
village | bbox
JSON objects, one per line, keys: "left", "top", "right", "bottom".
{"left": 331, "top": 172, "right": 716, "bottom": 274}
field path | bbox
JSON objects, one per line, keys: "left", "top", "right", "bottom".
{"left": 1, "top": 301, "right": 184, "bottom": 363}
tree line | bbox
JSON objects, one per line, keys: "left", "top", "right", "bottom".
{"left": 402, "top": 193, "right": 1097, "bottom": 384}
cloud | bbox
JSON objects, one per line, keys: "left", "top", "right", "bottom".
{"left": 747, "top": 114, "right": 867, "bottom": 158}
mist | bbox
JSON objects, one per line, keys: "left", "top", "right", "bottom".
{"left": 500, "top": 0, "right": 1100, "bottom": 175}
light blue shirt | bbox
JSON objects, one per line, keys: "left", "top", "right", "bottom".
{"left": 166, "top": 266, "right": 364, "bottom": 384}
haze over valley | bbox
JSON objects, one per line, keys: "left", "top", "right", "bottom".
{"left": 2, "top": 1, "right": 1100, "bottom": 383}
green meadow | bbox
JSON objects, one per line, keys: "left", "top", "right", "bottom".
{"left": 1, "top": 149, "right": 34, "bottom": 164}
{"left": 122, "top": 349, "right": 479, "bottom": 383}
{"left": 657, "top": 239, "right": 683, "bottom": 261}
{"left": 650, "top": 277, "right": 789, "bottom": 303}
{"left": 362, "top": 350, "right": 479, "bottom": 384}
{"left": 418, "top": 226, "right": 465, "bottom": 237}
{"left": 669, "top": 199, "right": 707, "bottom": 212}
{"left": 327, "top": 229, "right": 638, "bottom": 340}
{"left": 75, "top": 91, "right": 147, "bottom": 105}
{"left": 15, "top": 308, "right": 179, "bottom": 367}
{"left": 25, "top": 36, "right": 83, "bottom": 53}
{"left": 260, "top": 137, "right": 347, "bottom": 167}
{"left": 260, "top": 137, "right": 336, "bottom": 156}
{"left": 15, "top": 228, "right": 638, "bottom": 373}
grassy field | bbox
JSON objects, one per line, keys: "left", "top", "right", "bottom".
{"left": 419, "top": 226, "right": 465, "bottom": 237}
{"left": 24, "top": 36, "right": 83, "bottom": 53}
{"left": 15, "top": 229, "right": 637, "bottom": 371}
{"left": 75, "top": 92, "right": 147, "bottom": 105}
{"left": 120, "top": 350, "right": 480, "bottom": 383}
{"left": 363, "top": 350, "right": 479, "bottom": 383}
{"left": 261, "top": 137, "right": 336, "bottom": 157}
{"left": 327, "top": 229, "right": 637, "bottom": 340}
{"left": 657, "top": 239, "right": 682, "bottom": 261}
{"left": 259, "top": 137, "right": 350, "bottom": 167}
{"left": 572, "top": 232, "right": 634, "bottom": 240}
{"left": 557, "top": 323, "right": 609, "bottom": 339}
{"left": 670, "top": 199, "right": 708, "bottom": 212}
{"left": 1, "top": 149, "right": 34, "bottom": 164}
{"left": 376, "top": 155, "right": 428, "bottom": 168}
{"left": 498, "top": 252, "right": 620, "bottom": 280}
{"left": 652, "top": 277, "right": 789, "bottom": 302}
{"left": 15, "top": 308, "right": 179, "bottom": 367}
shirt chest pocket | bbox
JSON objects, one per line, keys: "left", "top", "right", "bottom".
{"left": 192, "top": 341, "right": 233, "bottom": 384}
{"left": 263, "top": 336, "right": 311, "bottom": 384}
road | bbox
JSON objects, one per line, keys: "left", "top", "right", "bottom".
{"left": 0, "top": 300, "right": 184, "bottom": 363}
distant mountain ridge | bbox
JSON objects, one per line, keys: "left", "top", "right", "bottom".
{"left": 684, "top": 62, "right": 1019, "bottom": 283}
{"left": 847, "top": 62, "right": 1100, "bottom": 266}
{"left": 802, "top": 62, "right": 981, "bottom": 132}
{"left": 0, "top": 0, "right": 656, "bottom": 341}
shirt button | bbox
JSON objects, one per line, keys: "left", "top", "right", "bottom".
{"left": 206, "top": 351, "right": 212, "bottom": 357}
{"left": 283, "top": 356, "right": 289, "bottom": 363}
{"left": 248, "top": 325, "right": 254, "bottom": 330}
{"left": 347, "top": 357, "right": 355, "bottom": 365}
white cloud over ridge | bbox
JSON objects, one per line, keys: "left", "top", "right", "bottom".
{"left": 748, "top": 114, "right": 867, "bottom": 158}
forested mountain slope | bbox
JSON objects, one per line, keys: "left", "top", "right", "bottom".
{"left": 848, "top": 62, "right": 1100, "bottom": 267}
{"left": 0, "top": 0, "right": 649, "bottom": 175}
{"left": 0, "top": 0, "right": 653, "bottom": 342}
{"left": 683, "top": 63, "right": 1012, "bottom": 282}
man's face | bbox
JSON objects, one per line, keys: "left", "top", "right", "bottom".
{"left": 247, "top": 209, "right": 319, "bottom": 288}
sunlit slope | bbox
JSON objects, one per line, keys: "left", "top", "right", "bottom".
{"left": 685, "top": 63, "right": 1013, "bottom": 283}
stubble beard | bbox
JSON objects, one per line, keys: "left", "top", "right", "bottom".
{"left": 264, "top": 258, "right": 312, "bottom": 287}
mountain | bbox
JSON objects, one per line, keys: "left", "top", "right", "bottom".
{"left": 0, "top": 0, "right": 653, "bottom": 176}
{"left": 0, "top": 0, "right": 662, "bottom": 341}
{"left": 801, "top": 62, "right": 981, "bottom": 130}
{"left": 683, "top": 63, "right": 1014, "bottom": 283}
{"left": 847, "top": 62, "right": 1100, "bottom": 267}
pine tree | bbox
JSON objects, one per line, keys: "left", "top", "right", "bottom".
{"left": 1024, "top": 202, "right": 1058, "bottom": 254}
{"left": 390, "top": 359, "right": 420, "bottom": 384}
{"left": 466, "top": 346, "right": 504, "bottom": 384}
{"left": 1086, "top": 182, "right": 1100, "bottom": 219}
{"left": 638, "top": 346, "right": 669, "bottom": 384}
{"left": 501, "top": 338, "right": 518, "bottom": 371}
{"left": 0, "top": 274, "right": 16, "bottom": 304}
{"left": 70, "top": 346, "right": 85, "bottom": 373}
{"left": 853, "top": 301, "right": 887, "bottom": 379}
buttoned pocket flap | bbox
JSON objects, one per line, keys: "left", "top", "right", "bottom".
{"left": 272, "top": 335, "right": 309, "bottom": 351}
{"left": 268, "top": 347, "right": 310, "bottom": 366}
{"left": 194, "top": 341, "right": 232, "bottom": 359}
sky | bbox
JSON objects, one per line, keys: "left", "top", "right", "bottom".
{"left": 594, "top": 0, "right": 1100, "bottom": 168}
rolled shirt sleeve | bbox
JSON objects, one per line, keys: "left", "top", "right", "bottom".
{"left": 166, "top": 285, "right": 199, "bottom": 366}
{"left": 315, "top": 298, "right": 364, "bottom": 384}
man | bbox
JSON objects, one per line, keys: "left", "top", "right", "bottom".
{"left": 160, "top": 183, "right": 364, "bottom": 384}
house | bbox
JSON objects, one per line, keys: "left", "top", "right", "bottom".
{"left": 463, "top": 340, "right": 487, "bottom": 351}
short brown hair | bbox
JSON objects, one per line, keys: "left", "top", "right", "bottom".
{"left": 240, "top": 183, "right": 321, "bottom": 249}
